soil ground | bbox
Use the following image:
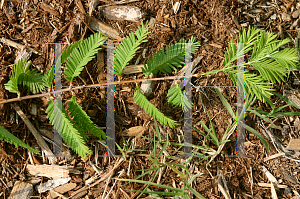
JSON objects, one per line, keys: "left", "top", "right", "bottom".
{"left": 1, "top": 0, "right": 300, "bottom": 198}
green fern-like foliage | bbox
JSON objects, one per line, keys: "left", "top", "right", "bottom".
{"left": 67, "top": 96, "right": 106, "bottom": 140}
{"left": 167, "top": 83, "right": 192, "bottom": 112}
{"left": 114, "top": 21, "right": 150, "bottom": 77}
{"left": 64, "top": 31, "right": 107, "bottom": 83}
{"left": 134, "top": 87, "right": 178, "bottom": 128}
{"left": 4, "top": 59, "right": 45, "bottom": 95}
{"left": 44, "top": 65, "right": 54, "bottom": 88}
{"left": 142, "top": 37, "right": 201, "bottom": 77}
{"left": 0, "top": 125, "right": 40, "bottom": 154}
{"left": 224, "top": 26, "right": 299, "bottom": 101}
{"left": 243, "top": 72, "right": 275, "bottom": 98}
{"left": 46, "top": 99, "right": 92, "bottom": 158}
{"left": 45, "top": 40, "right": 84, "bottom": 89}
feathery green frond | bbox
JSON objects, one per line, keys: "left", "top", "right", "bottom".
{"left": 227, "top": 69, "right": 275, "bottom": 101}
{"left": 134, "top": 87, "right": 178, "bottom": 128}
{"left": 61, "top": 41, "right": 83, "bottom": 64}
{"left": 45, "top": 40, "right": 84, "bottom": 88}
{"left": 19, "top": 70, "right": 45, "bottom": 94}
{"left": 68, "top": 96, "right": 106, "bottom": 140}
{"left": 167, "top": 84, "right": 192, "bottom": 111}
{"left": 46, "top": 99, "right": 92, "bottom": 158}
{"left": 64, "top": 31, "right": 107, "bottom": 82}
{"left": 223, "top": 26, "right": 299, "bottom": 102}
{"left": 5, "top": 59, "right": 45, "bottom": 94}
{"left": 224, "top": 26, "right": 260, "bottom": 68}
{"left": 114, "top": 21, "right": 150, "bottom": 76}
{"left": 44, "top": 65, "right": 54, "bottom": 88}
{"left": 5, "top": 59, "right": 29, "bottom": 94}
{"left": 0, "top": 125, "right": 40, "bottom": 154}
{"left": 248, "top": 35, "right": 297, "bottom": 83}
{"left": 142, "top": 37, "right": 200, "bottom": 77}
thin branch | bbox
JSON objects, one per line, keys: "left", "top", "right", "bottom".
{"left": 0, "top": 74, "right": 202, "bottom": 105}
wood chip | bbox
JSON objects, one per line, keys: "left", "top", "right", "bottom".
{"left": 209, "top": 43, "right": 223, "bottom": 48}
{"left": 100, "top": 6, "right": 144, "bottom": 22}
{"left": 271, "top": 183, "right": 278, "bottom": 199}
{"left": 261, "top": 166, "right": 278, "bottom": 183}
{"left": 295, "top": 117, "right": 300, "bottom": 131}
{"left": 286, "top": 139, "right": 300, "bottom": 150}
{"left": 85, "top": 15, "right": 121, "bottom": 40}
{"left": 257, "top": 183, "right": 288, "bottom": 188}
{"left": 27, "top": 164, "right": 70, "bottom": 178}
{"left": 293, "top": 9, "right": 300, "bottom": 18}
{"left": 15, "top": 47, "right": 32, "bottom": 64}
{"left": 8, "top": 181, "right": 33, "bottom": 199}
{"left": 37, "top": 177, "right": 71, "bottom": 193}
{"left": 264, "top": 152, "right": 285, "bottom": 162}
{"left": 40, "top": 2, "right": 59, "bottom": 16}
{"left": 21, "top": 23, "right": 35, "bottom": 34}
{"left": 47, "top": 183, "right": 77, "bottom": 199}
{"left": 122, "top": 64, "right": 143, "bottom": 74}
{"left": 140, "top": 73, "right": 156, "bottom": 97}
{"left": 119, "top": 126, "right": 145, "bottom": 136}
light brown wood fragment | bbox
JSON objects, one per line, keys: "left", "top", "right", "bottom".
{"left": 71, "top": 190, "right": 88, "bottom": 199}
{"left": 27, "top": 164, "right": 70, "bottom": 178}
{"left": 261, "top": 166, "right": 278, "bottom": 183}
{"left": 119, "top": 126, "right": 145, "bottom": 136}
{"left": 85, "top": 15, "right": 121, "bottom": 40}
{"left": 15, "top": 47, "right": 32, "bottom": 64}
{"left": 100, "top": 6, "right": 144, "bottom": 22}
{"left": 40, "top": 2, "right": 59, "bottom": 16}
{"left": 122, "top": 64, "right": 144, "bottom": 74}
{"left": 37, "top": 177, "right": 71, "bottom": 193}
{"left": 271, "top": 183, "right": 278, "bottom": 199}
{"left": 286, "top": 139, "right": 300, "bottom": 150}
{"left": 8, "top": 181, "right": 33, "bottom": 199}
{"left": 264, "top": 152, "right": 285, "bottom": 162}
{"left": 47, "top": 183, "right": 77, "bottom": 199}
{"left": 257, "top": 183, "right": 288, "bottom": 188}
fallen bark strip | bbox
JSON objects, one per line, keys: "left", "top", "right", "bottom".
{"left": 12, "top": 104, "right": 57, "bottom": 164}
{"left": 0, "top": 37, "right": 41, "bottom": 55}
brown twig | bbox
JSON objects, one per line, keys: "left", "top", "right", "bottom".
{"left": 0, "top": 74, "right": 200, "bottom": 105}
